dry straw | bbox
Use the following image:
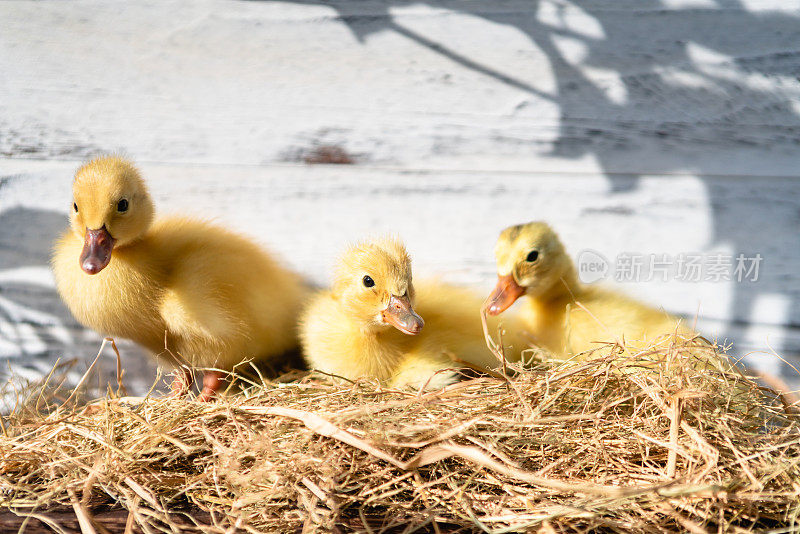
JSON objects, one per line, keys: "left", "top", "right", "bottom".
{"left": 0, "top": 333, "right": 798, "bottom": 533}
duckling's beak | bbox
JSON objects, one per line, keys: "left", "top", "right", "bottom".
{"left": 486, "top": 274, "right": 525, "bottom": 315}
{"left": 382, "top": 295, "right": 424, "bottom": 335}
{"left": 79, "top": 226, "right": 116, "bottom": 275}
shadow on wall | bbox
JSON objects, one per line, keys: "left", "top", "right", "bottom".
{"left": 267, "top": 0, "right": 800, "bottom": 348}
{"left": 0, "top": 206, "right": 155, "bottom": 402}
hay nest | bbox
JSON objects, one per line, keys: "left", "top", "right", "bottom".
{"left": 1, "top": 336, "right": 798, "bottom": 533}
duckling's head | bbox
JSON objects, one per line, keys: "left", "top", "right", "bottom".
{"left": 70, "top": 156, "right": 155, "bottom": 274}
{"left": 332, "top": 237, "right": 424, "bottom": 335}
{"left": 486, "top": 221, "right": 576, "bottom": 315}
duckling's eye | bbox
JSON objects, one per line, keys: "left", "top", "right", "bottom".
{"left": 73, "top": 203, "right": 78, "bottom": 213}
{"left": 117, "top": 198, "right": 129, "bottom": 212}
{"left": 362, "top": 275, "right": 375, "bottom": 288}
{"left": 526, "top": 250, "right": 539, "bottom": 262}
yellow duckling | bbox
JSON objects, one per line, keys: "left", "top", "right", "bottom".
{"left": 300, "top": 238, "right": 525, "bottom": 389}
{"left": 52, "top": 156, "right": 306, "bottom": 400}
{"left": 486, "top": 221, "right": 689, "bottom": 358}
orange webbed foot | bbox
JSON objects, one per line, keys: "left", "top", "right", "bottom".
{"left": 197, "top": 370, "right": 225, "bottom": 402}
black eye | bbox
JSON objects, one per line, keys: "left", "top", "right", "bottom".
{"left": 73, "top": 203, "right": 78, "bottom": 213}
{"left": 526, "top": 250, "right": 539, "bottom": 262}
{"left": 117, "top": 198, "right": 129, "bottom": 212}
{"left": 362, "top": 275, "right": 375, "bottom": 288}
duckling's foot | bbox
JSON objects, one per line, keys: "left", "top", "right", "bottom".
{"left": 197, "top": 371, "right": 225, "bottom": 402}
{"left": 170, "top": 368, "right": 194, "bottom": 397}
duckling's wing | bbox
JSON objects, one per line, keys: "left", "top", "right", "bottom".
{"left": 160, "top": 285, "right": 243, "bottom": 343}
{"left": 157, "top": 248, "right": 248, "bottom": 351}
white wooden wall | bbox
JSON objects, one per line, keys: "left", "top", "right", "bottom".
{"left": 2, "top": 0, "right": 799, "bottom": 396}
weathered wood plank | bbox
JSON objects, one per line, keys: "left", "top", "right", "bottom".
{"left": 0, "top": 507, "right": 212, "bottom": 533}
{"left": 1, "top": 161, "right": 798, "bottom": 391}
{"left": 1, "top": 1, "right": 799, "bottom": 174}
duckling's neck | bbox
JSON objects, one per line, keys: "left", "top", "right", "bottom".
{"left": 361, "top": 323, "right": 408, "bottom": 352}
{"left": 539, "top": 266, "right": 582, "bottom": 304}
{"left": 336, "top": 308, "right": 406, "bottom": 381}
{"left": 520, "top": 267, "right": 586, "bottom": 355}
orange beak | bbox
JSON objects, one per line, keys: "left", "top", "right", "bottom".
{"left": 382, "top": 295, "right": 424, "bottom": 335}
{"left": 79, "top": 226, "right": 116, "bottom": 275}
{"left": 486, "top": 274, "right": 525, "bottom": 316}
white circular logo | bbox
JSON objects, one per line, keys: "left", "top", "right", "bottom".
{"left": 577, "top": 249, "right": 610, "bottom": 284}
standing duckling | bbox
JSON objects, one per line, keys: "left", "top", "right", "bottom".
{"left": 52, "top": 156, "right": 306, "bottom": 400}
{"left": 300, "top": 238, "right": 525, "bottom": 389}
{"left": 486, "top": 222, "right": 689, "bottom": 358}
